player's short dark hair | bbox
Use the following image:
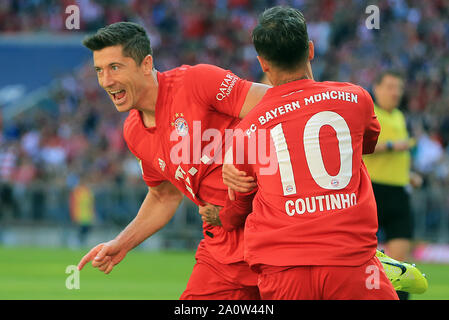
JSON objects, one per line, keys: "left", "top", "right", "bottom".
{"left": 82, "top": 22, "right": 152, "bottom": 65}
{"left": 252, "top": 6, "right": 309, "bottom": 71}
{"left": 374, "top": 70, "right": 404, "bottom": 85}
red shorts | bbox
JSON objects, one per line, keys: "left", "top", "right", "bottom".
{"left": 258, "top": 256, "right": 398, "bottom": 300}
{"left": 180, "top": 242, "right": 259, "bottom": 300}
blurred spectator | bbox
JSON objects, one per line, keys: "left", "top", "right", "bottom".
{"left": 414, "top": 125, "right": 444, "bottom": 176}
{"left": 69, "top": 174, "right": 96, "bottom": 246}
{"left": 0, "top": 142, "right": 19, "bottom": 219}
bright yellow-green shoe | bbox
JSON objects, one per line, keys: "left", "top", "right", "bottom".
{"left": 376, "top": 249, "right": 428, "bottom": 294}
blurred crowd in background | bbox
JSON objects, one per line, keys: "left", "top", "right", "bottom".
{"left": 0, "top": 0, "right": 448, "bottom": 241}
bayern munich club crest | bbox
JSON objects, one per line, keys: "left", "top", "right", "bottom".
{"left": 331, "top": 178, "right": 340, "bottom": 187}
{"left": 171, "top": 113, "right": 189, "bottom": 136}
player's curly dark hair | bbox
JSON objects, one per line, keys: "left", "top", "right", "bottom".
{"left": 83, "top": 22, "right": 153, "bottom": 66}
{"left": 252, "top": 6, "right": 309, "bottom": 71}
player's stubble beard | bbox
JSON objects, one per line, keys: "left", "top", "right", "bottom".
{"left": 110, "top": 70, "right": 146, "bottom": 113}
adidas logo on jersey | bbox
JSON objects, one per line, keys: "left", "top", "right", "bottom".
{"left": 158, "top": 158, "right": 166, "bottom": 172}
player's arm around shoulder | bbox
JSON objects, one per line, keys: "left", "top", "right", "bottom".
{"left": 238, "top": 82, "right": 270, "bottom": 119}
{"left": 186, "top": 64, "right": 270, "bottom": 119}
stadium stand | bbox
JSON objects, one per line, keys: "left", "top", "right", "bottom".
{"left": 0, "top": 0, "right": 448, "bottom": 249}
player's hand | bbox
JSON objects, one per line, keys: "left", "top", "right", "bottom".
{"left": 222, "top": 164, "right": 256, "bottom": 195}
{"left": 199, "top": 203, "right": 223, "bottom": 226}
{"left": 228, "top": 188, "right": 236, "bottom": 201}
{"left": 77, "top": 239, "right": 128, "bottom": 274}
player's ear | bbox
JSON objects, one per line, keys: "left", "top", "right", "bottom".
{"left": 257, "top": 56, "right": 269, "bottom": 73}
{"left": 308, "top": 41, "right": 314, "bottom": 61}
{"left": 141, "top": 54, "right": 154, "bottom": 75}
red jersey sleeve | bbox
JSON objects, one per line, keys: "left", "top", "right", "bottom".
{"left": 219, "top": 189, "right": 257, "bottom": 231}
{"left": 125, "top": 141, "right": 166, "bottom": 188}
{"left": 218, "top": 122, "right": 259, "bottom": 231}
{"left": 226, "top": 123, "right": 257, "bottom": 178}
{"left": 361, "top": 88, "right": 380, "bottom": 154}
{"left": 187, "top": 64, "right": 252, "bottom": 118}
{"left": 140, "top": 158, "right": 165, "bottom": 187}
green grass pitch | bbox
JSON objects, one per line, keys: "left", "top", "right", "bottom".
{"left": 0, "top": 246, "right": 448, "bottom": 300}
{"left": 0, "top": 246, "right": 194, "bottom": 300}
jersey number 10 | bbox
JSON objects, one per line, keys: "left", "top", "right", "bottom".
{"left": 270, "top": 111, "right": 354, "bottom": 196}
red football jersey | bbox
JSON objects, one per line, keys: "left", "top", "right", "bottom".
{"left": 230, "top": 79, "right": 381, "bottom": 268}
{"left": 123, "top": 64, "right": 252, "bottom": 264}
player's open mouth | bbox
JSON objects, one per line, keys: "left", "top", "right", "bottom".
{"left": 109, "top": 89, "right": 126, "bottom": 104}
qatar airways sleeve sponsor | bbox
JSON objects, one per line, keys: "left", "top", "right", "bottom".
{"left": 216, "top": 73, "right": 238, "bottom": 101}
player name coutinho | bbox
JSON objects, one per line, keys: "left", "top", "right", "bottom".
{"left": 285, "top": 192, "right": 357, "bottom": 216}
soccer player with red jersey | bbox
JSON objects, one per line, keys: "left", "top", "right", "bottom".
{"left": 77, "top": 18, "right": 426, "bottom": 300}
{"left": 76, "top": 22, "right": 268, "bottom": 299}
{"left": 222, "top": 6, "right": 399, "bottom": 299}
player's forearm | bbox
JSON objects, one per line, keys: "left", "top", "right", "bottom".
{"left": 238, "top": 83, "right": 270, "bottom": 119}
{"left": 373, "top": 139, "right": 413, "bottom": 153}
{"left": 220, "top": 189, "right": 256, "bottom": 231}
{"left": 115, "top": 187, "right": 182, "bottom": 251}
{"left": 373, "top": 141, "right": 391, "bottom": 153}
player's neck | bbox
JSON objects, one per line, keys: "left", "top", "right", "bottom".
{"left": 140, "top": 110, "right": 156, "bottom": 128}
{"left": 272, "top": 70, "right": 310, "bottom": 86}
{"left": 137, "top": 70, "right": 158, "bottom": 128}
